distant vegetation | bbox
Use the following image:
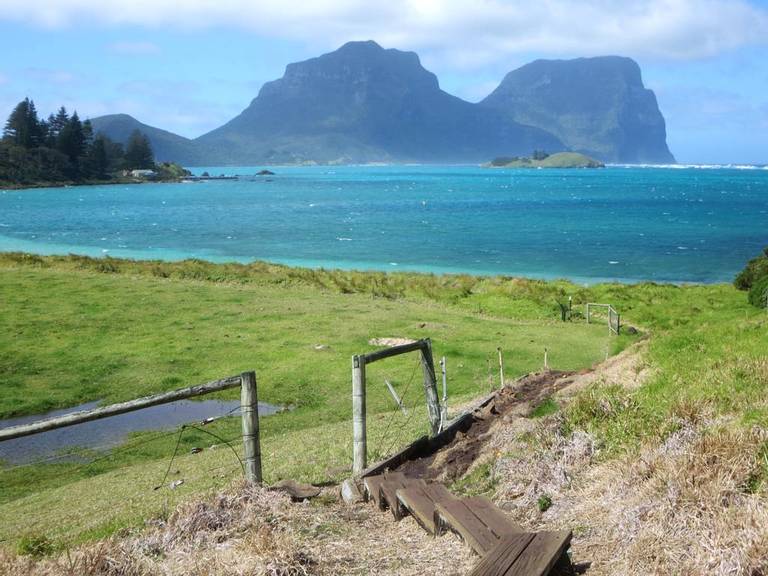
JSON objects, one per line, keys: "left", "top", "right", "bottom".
{"left": 735, "top": 246, "right": 768, "bottom": 308}
{"left": 0, "top": 98, "right": 189, "bottom": 188}
{"left": 487, "top": 151, "right": 604, "bottom": 169}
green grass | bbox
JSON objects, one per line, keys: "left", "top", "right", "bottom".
{"left": 1, "top": 252, "right": 765, "bottom": 550}
{"left": 0, "top": 256, "right": 611, "bottom": 420}
{"left": 489, "top": 152, "right": 604, "bottom": 168}
{"left": 530, "top": 396, "right": 559, "bottom": 418}
{"left": 0, "top": 253, "right": 619, "bottom": 547}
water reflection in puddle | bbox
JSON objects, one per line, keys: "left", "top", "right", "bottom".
{"left": 0, "top": 399, "right": 281, "bottom": 466}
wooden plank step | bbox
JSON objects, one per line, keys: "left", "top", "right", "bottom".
{"left": 467, "top": 533, "right": 535, "bottom": 576}
{"left": 380, "top": 476, "right": 423, "bottom": 520}
{"left": 435, "top": 497, "right": 520, "bottom": 555}
{"left": 468, "top": 531, "right": 572, "bottom": 576}
{"left": 463, "top": 496, "right": 524, "bottom": 535}
{"left": 504, "top": 531, "right": 572, "bottom": 576}
{"left": 435, "top": 499, "right": 501, "bottom": 555}
{"left": 363, "top": 472, "right": 406, "bottom": 511}
{"left": 362, "top": 474, "right": 387, "bottom": 509}
{"left": 396, "top": 482, "right": 458, "bottom": 534}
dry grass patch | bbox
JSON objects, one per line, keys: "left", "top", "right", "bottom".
{"left": 483, "top": 409, "right": 768, "bottom": 575}
{"left": 2, "top": 482, "right": 474, "bottom": 576}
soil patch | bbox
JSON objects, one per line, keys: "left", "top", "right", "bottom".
{"left": 399, "top": 370, "right": 577, "bottom": 481}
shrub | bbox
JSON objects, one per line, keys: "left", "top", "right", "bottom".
{"left": 537, "top": 494, "right": 552, "bottom": 512}
{"left": 734, "top": 247, "right": 768, "bottom": 291}
{"left": 95, "top": 258, "right": 119, "bottom": 273}
{"left": 748, "top": 275, "right": 768, "bottom": 308}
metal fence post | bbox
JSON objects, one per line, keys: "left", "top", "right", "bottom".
{"left": 240, "top": 371, "right": 262, "bottom": 484}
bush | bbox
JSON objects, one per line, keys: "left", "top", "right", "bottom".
{"left": 734, "top": 247, "right": 768, "bottom": 291}
{"left": 748, "top": 275, "right": 768, "bottom": 308}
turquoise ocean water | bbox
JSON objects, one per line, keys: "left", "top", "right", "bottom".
{"left": 1, "top": 165, "right": 767, "bottom": 283}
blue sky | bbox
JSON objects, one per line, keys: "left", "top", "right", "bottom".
{"left": 0, "top": 0, "right": 766, "bottom": 164}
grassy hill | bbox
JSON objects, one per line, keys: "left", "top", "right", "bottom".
{"left": 0, "top": 253, "right": 617, "bottom": 546}
{"left": 0, "top": 253, "right": 765, "bottom": 570}
{"left": 89, "top": 114, "right": 203, "bottom": 165}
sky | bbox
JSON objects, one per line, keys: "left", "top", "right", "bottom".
{"left": 0, "top": 0, "right": 766, "bottom": 164}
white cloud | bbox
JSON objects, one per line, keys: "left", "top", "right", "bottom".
{"left": 108, "top": 41, "right": 160, "bottom": 55}
{"left": 23, "top": 67, "right": 77, "bottom": 84}
{"left": 0, "top": 0, "right": 765, "bottom": 64}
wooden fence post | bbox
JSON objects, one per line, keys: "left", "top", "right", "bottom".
{"left": 352, "top": 355, "right": 367, "bottom": 476}
{"left": 419, "top": 339, "right": 441, "bottom": 436}
{"left": 440, "top": 356, "right": 448, "bottom": 432}
{"left": 240, "top": 371, "right": 262, "bottom": 484}
{"left": 497, "top": 347, "right": 505, "bottom": 389}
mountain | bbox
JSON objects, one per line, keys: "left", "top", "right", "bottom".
{"left": 480, "top": 56, "right": 675, "bottom": 164}
{"left": 90, "top": 45, "right": 674, "bottom": 166}
{"left": 195, "top": 41, "right": 564, "bottom": 165}
{"left": 89, "top": 114, "right": 201, "bottom": 164}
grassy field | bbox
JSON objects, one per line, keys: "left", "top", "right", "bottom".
{"left": 1, "top": 252, "right": 765, "bottom": 554}
{"left": 0, "top": 253, "right": 620, "bottom": 548}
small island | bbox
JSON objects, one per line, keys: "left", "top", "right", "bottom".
{"left": 486, "top": 151, "right": 605, "bottom": 169}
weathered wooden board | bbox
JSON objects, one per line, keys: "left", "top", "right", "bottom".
{"left": 467, "top": 533, "right": 535, "bottom": 576}
{"left": 270, "top": 479, "right": 321, "bottom": 501}
{"left": 363, "top": 474, "right": 387, "bottom": 508}
{"left": 0, "top": 374, "right": 244, "bottom": 441}
{"left": 467, "top": 530, "right": 572, "bottom": 576}
{"left": 378, "top": 473, "right": 414, "bottom": 520}
{"left": 505, "top": 531, "right": 572, "bottom": 576}
{"left": 463, "top": 496, "right": 523, "bottom": 536}
{"left": 436, "top": 499, "right": 500, "bottom": 555}
{"left": 396, "top": 481, "right": 457, "bottom": 534}
{"left": 435, "top": 497, "right": 521, "bottom": 555}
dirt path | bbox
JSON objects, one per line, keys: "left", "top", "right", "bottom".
{"left": 399, "top": 369, "right": 580, "bottom": 482}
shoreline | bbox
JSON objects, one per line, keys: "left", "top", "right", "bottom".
{"left": 0, "top": 249, "right": 730, "bottom": 287}
{"left": 0, "top": 177, "right": 188, "bottom": 192}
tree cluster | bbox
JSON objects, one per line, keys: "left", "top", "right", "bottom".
{"left": 0, "top": 97, "right": 155, "bottom": 185}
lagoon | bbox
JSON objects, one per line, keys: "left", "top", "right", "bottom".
{"left": 1, "top": 165, "right": 767, "bottom": 283}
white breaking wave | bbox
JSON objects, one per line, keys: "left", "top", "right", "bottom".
{"left": 611, "top": 163, "right": 768, "bottom": 170}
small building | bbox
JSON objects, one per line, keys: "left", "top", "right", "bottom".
{"left": 130, "top": 169, "right": 157, "bottom": 178}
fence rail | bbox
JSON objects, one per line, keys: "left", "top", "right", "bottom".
{"left": 0, "top": 371, "right": 263, "bottom": 483}
{"left": 586, "top": 303, "right": 621, "bottom": 335}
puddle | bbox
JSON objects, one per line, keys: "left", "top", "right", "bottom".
{"left": 0, "top": 399, "right": 281, "bottom": 466}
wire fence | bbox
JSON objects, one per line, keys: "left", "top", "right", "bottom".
{"left": 0, "top": 398, "right": 248, "bottom": 546}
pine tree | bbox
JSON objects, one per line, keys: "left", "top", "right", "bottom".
{"left": 2, "top": 98, "right": 43, "bottom": 148}
{"left": 124, "top": 129, "right": 154, "bottom": 169}
{"left": 57, "top": 112, "right": 87, "bottom": 178}
{"left": 52, "top": 107, "right": 69, "bottom": 136}
{"left": 86, "top": 134, "right": 109, "bottom": 178}
{"left": 82, "top": 119, "right": 94, "bottom": 146}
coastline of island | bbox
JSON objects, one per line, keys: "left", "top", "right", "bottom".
{"left": 485, "top": 151, "right": 605, "bottom": 169}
